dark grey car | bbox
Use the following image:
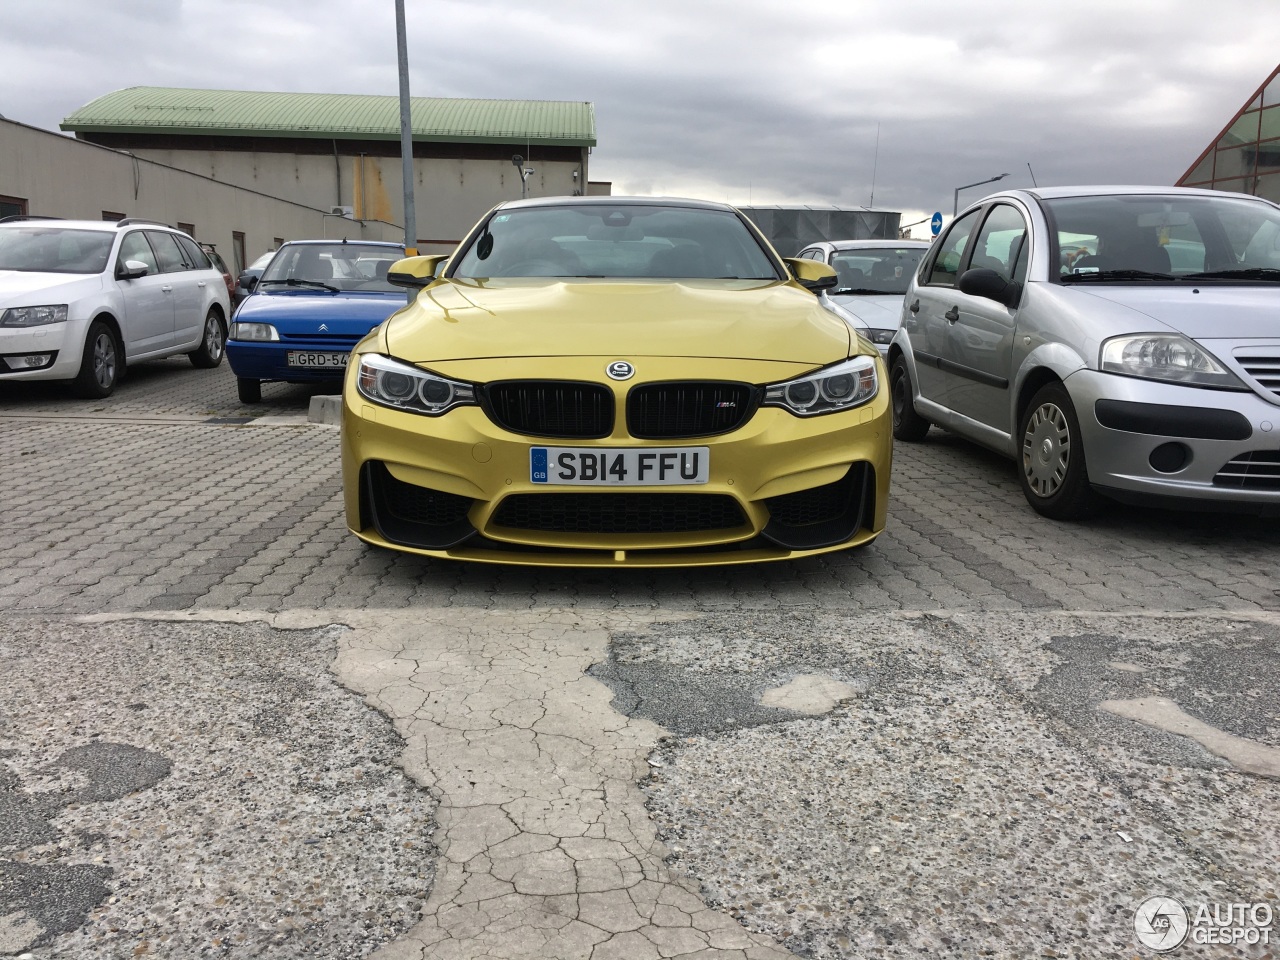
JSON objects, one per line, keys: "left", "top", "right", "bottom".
{"left": 889, "top": 185, "right": 1280, "bottom": 519}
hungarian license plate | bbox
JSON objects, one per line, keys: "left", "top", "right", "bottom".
{"left": 286, "top": 351, "right": 348, "bottom": 368}
{"left": 531, "top": 447, "right": 709, "bottom": 485}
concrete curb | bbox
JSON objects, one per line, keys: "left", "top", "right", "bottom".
{"left": 308, "top": 394, "right": 343, "bottom": 425}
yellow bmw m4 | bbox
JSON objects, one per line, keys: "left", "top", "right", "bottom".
{"left": 341, "top": 197, "right": 891, "bottom": 567}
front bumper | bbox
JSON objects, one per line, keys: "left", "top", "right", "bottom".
{"left": 226, "top": 339, "right": 354, "bottom": 383}
{"left": 341, "top": 363, "right": 893, "bottom": 567}
{"left": 0, "top": 321, "right": 83, "bottom": 381}
{"left": 1068, "top": 369, "right": 1280, "bottom": 510}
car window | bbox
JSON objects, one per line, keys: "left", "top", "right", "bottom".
{"left": 260, "top": 243, "right": 405, "bottom": 292}
{"left": 925, "top": 209, "right": 982, "bottom": 287}
{"left": 970, "top": 205, "right": 1029, "bottom": 284}
{"left": 450, "top": 205, "right": 782, "bottom": 280}
{"left": 117, "top": 231, "right": 159, "bottom": 274}
{"left": 832, "top": 248, "right": 926, "bottom": 294}
{"left": 1045, "top": 193, "right": 1280, "bottom": 281}
{"left": 0, "top": 226, "right": 114, "bottom": 274}
{"left": 177, "top": 235, "right": 212, "bottom": 270}
{"left": 147, "top": 231, "right": 188, "bottom": 274}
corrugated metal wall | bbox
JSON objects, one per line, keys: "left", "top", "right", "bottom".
{"left": 739, "top": 207, "right": 902, "bottom": 257}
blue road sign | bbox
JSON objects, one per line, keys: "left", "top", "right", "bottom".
{"left": 931, "top": 212, "right": 944, "bottom": 236}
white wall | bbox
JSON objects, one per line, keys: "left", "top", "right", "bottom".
{"left": 0, "top": 121, "right": 404, "bottom": 271}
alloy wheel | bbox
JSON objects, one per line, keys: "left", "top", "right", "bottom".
{"left": 93, "top": 332, "right": 117, "bottom": 390}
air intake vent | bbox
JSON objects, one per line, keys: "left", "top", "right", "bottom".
{"left": 492, "top": 492, "right": 747, "bottom": 533}
{"left": 1213, "top": 450, "right": 1280, "bottom": 490}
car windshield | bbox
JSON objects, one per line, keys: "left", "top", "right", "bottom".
{"left": 1047, "top": 194, "right": 1280, "bottom": 282}
{"left": 449, "top": 204, "right": 782, "bottom": 280}
{"left": 0, "top": 226, "right": 115, "bottom": 274}
{"left": 828, "top": 248, "right": 925, "bottom": 295}
{"left": 259, "top": 243, "right": 404, "bottom": 292}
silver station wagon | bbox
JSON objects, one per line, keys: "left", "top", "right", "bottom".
{"left": 889, "top": 185, "right": 1280, "bottom": 519}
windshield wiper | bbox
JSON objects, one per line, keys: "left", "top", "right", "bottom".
{"left": 1182, "top": 267, "right": 1280, "bottom": 282}
{"left": 260, "top": 278, "right": 339, "bottom": 292}
{"left": 1060, "top": 269, "right": 1176, "bottom": 283}
{"left": 831, "top": 287, "right": 886, "bottom": 295}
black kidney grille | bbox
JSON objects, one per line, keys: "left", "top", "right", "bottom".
{"left": 1213, "top": 450, "right": 1280, "bottom": 490}
{"left": 628, "top": 382, "right": 758, "bottom": 438}
{"left": 492, "top": 493, "right": 747, "bottom": 533}
{"left": 485, "top": 381, "right": 614, "bottom": 438}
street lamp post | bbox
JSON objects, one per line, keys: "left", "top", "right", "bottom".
{"left": 953, "top": 173, "right": 1010, "bottom": 217}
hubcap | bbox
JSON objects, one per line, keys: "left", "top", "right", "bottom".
{"left": 1023, "top": 402, "right": 1070, "bottom": 497}
{"left": 93, "top": 333, "right": 116, "bottom": 389}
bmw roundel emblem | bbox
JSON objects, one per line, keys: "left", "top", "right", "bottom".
{"left": 606, "top": 360, "right": 635, "bottom": 381}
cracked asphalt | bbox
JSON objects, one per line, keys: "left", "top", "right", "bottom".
{"left": 1, "top": 360, "right": 1278, "bottom": 959}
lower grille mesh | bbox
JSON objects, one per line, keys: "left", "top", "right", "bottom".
{"left": 1214, "top": 451, "right": 1280, "bottom": 490}
{"left": 492, "top": 493, "right": 747, "bottom": 534}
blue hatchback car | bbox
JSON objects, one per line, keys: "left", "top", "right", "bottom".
{"left": 227, "top": 239, "right": 406, "bottom": 403}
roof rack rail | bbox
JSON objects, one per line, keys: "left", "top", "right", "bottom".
{"left": 0, "top": 215, "right": 63, "bottom": 223}
{"left": 116, "top": 217, "right": 172, "bottom": 228}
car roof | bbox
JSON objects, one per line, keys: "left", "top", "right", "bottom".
{"left": 0, "top": 219, "right": 142, "bottom": 232}
{"left": 823, "top": 239, "right": 932, "bottom": 251}
{"left": 278, "top": 239, "right": 406, "bottom": 248}
{"left": 982, "top": 184, "right": 1274, "bottom": 204}
{"left": 492, "top": 195, "right": 740, "bottom": 214}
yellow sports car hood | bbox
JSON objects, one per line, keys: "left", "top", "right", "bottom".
{"left": 385, "top": 278, "right": 853, "bottom": 363}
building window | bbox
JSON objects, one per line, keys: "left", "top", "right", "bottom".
{"left": 0, "top": 195, "right": 27, "bottom": 219}
{"left": 232, "top": 231, "right": 247, "bottom": 275}
{"left": 103, "top": 211, "right": 126, "bottom": 222}
{"left": 178, "top": 222, "right": 196, "bottom": 237}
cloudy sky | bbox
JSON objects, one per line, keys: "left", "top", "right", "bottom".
{"left": 3, "top": 0, "right": 1277, "bottom": 235}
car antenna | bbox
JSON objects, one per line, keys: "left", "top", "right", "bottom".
{"left": 1026, "top": 162, "right": 1038, "bottom": 187}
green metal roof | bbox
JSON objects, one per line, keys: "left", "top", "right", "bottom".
{"left": 61, "top": 86, "right": 596, "bottom": 147}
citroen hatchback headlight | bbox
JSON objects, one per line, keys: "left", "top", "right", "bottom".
{"left": 230, "top": 322, "right": 279, "bottom": 341}
{"left": 356, "top": 353, "right": 477, "bottom": 415}
{"left": 1, "top": 304, "right": 68, "bottom": 327}
{"left": 764, "top": 356, "right": 879, "bottom": 416}
{"left": 1100, "top": 335, "right": 1246, "bottom": 390}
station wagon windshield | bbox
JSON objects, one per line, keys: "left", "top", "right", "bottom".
{"left": 449, "top": 205, "right": 782, "bottom": 281}
{"left": 1046, "top": 194, "right": 1280, "bottom": 283}
{"left": 0, "top": 227, "right": 115, "bottom": 274}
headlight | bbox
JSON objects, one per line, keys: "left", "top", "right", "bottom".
{"left": 356, "top": 354, "right": 477, "bottom": 415}
{"left": 763, "top": 356, "right": 879, "bottom": 416}
{"left": 1100, "top": 335, "right": 1246, "bottom": 390}
{"left": 1, "top": 305, "right": 68, "bottom": 327}
{"left": 230, "top": 322, "right": 279, "bottom": 341}
{"left": 864, "top": 328, "right": 895, "bottom": 345}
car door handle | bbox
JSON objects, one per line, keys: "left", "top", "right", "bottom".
{"left": 197, "top": 281, "right": 207, "bottom": 287}
{"left": 945, "top": 306, "right": 960, "bottom": 323}
{"left": 909, "top": 299, "right": 920, "bottom": 314}
{"left": 161, "top": 285, "right": 173, "bottom": 293}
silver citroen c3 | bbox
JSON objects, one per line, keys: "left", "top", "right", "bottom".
{"left": 888, "top": 185, "right": 1280, "bottom": 519}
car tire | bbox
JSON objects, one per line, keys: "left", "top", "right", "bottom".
{"left": 71, "top": 320, "right": 121, "bottom": 399}
{"left": 890, "top": 354, "right": 931, "bottom": 442}
{"left": 189, "top": 310, "right": 226, "bottom": 368}
{"left": 237, "top": 377, "right": 262, "bottom": 404}
{"left": 1017, "top": 382, "right": 1101, "bottom": 520}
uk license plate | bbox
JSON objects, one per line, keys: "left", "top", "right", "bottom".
{"left": 286, "top": 351, "right": 348, "bottom": 368}
{"left": 530, "top": 447, "right": 709, "bottom": 485}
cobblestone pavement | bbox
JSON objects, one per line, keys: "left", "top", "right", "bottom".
{"left": 2, "top": 360, "right": 1278, "bottom": 959}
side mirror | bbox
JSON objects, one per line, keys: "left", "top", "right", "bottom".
{"left": 783, "top": 257, "right": 838, "bottom": 293}
{"left": 958, "top": 267, "right": 1022, "bottom": 308}
{"left": 239, "top": 274, "right": 259, "bottom": 292}
{"left": 117, "top": 259, "right": 150, "bottom": 280}
{"left": 386, "top": 254, "right": 450, "bottom": 288}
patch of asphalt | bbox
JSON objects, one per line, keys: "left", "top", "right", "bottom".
{"left": 620, "top": 611, "right": 1280, "bottom": 959}
{"left": 0, "top": 617, "right": 436, "bottom": 959}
